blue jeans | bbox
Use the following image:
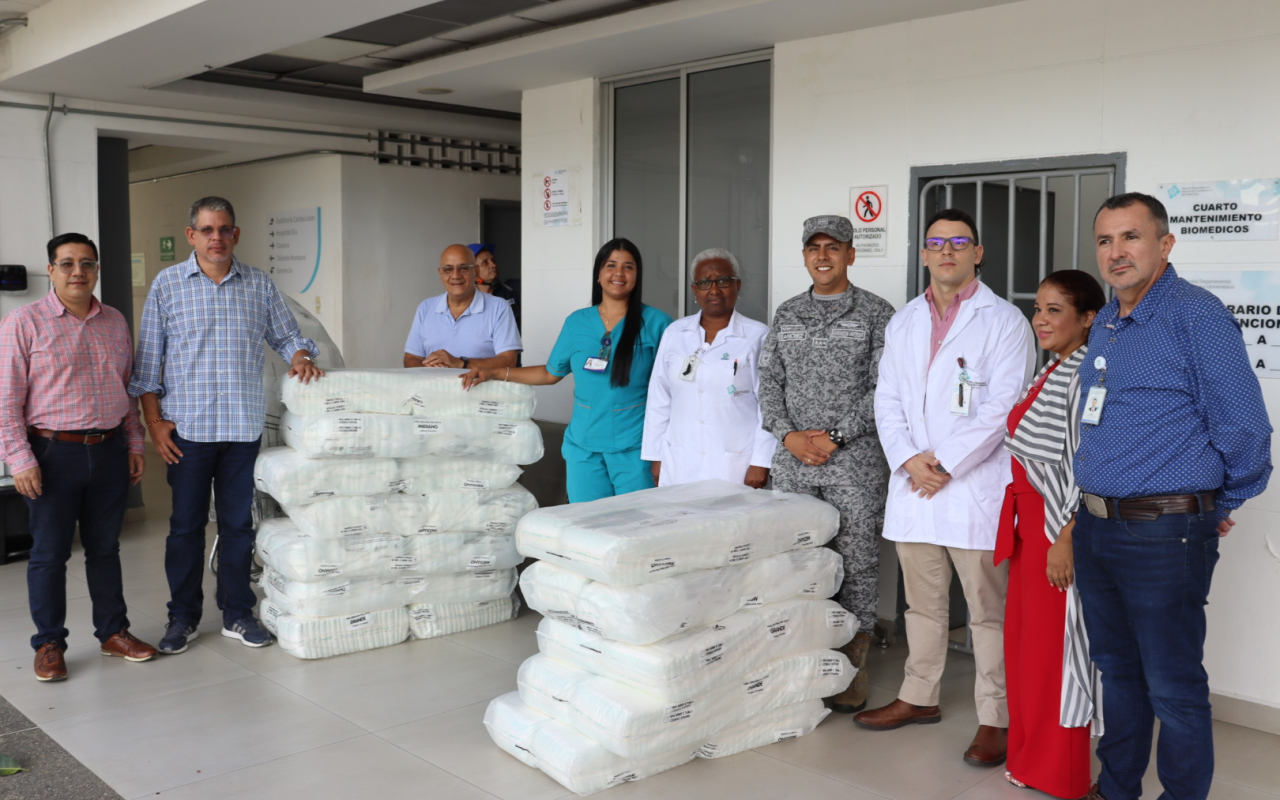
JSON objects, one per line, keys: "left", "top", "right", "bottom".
{"left": 165, "top": 435, "right": 260, "bottom": 626}
{"left": 1073, "top": 506, "right": 1220, "bottom": 800}
{"left": 25, "top": 433, "right": 130, "bottom": 650}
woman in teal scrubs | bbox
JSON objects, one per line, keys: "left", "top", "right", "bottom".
{"left": 461, "top": 238, "right": 672, "bottom": 502}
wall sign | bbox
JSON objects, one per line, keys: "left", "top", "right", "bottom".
{"left": 1158, "top": 179, "right": 1280, "bottom": 241}
{"left": 1181, "top": 269, "right": 1280, "bottom": 379}
{"left": 131, "top": 253, "right": 146, "bottom": 287}
{"left": 849, "top": 185, "right": 887, "bottom": 257}
{"left": 534, "top": 169, "right": 580, "bottom": 227}
{"left": 159, "top": 236, "right": 175, "bottom": 262}
{"left": 267, "top": 207, "right": 321, "bottom": 294}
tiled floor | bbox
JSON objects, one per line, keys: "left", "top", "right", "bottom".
{"left": 1, "top": 453, "right": 1277, "bottom": 800}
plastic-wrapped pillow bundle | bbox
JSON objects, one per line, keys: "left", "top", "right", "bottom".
{"left": 517, "top": 648, "right": 850, "bottom": 759}
{"left": 484, "top": 691, "right": 830, "bottom": 797}
{"left": 408, "top": 596, "right": 521, "bottom": 639}
{"left": 281, "top": 410, "right": 543, "bottom": 463}
{"left": 282, "top": 487, "right": 537, "bottom": 538}
{"left": 263, "top": 566, "right": 518, "bottom": 617}
{"left": 255, "top": 447, "right": 401, "bottom": 506}
{"left": 516, "top": 480, "right": 840, "bottom": 585}
{"left": 398, "top": 457, "right": 522, "bottom": 494}
{"left": 281, "top": 368, "right": 536, "bottom": 419}
{"left": 261, "top": 600, "right": 408, "bottom": 660}
{"left": 520, "top": 548, "right": 843, "bottom": 645}
{"left": 535, "top": 598, "right": 855, "bottom": 700}
{"left": 255, "top": 519, "right": 409, "bottom": 582}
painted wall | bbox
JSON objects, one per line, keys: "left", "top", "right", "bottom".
{"left": 338, "top": 156, "right": 520, "bottom": 370}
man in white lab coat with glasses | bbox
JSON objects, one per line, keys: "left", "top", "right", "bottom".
{"left": 859, "top": 208, "right": 1034, "bottom": 768}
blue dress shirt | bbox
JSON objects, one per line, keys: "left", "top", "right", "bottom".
{"left": 129, "top": 254, "right": 319, "bottom": 442}
{"left": 404, "top": 291, "right": 522, "bottom": 360}
{"left": 1074, "top": 265, "right": 1272, "bottom": 515}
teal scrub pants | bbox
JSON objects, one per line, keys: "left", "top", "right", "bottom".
{"left": 561, "top": 440, "right": 653, "bottom": 503}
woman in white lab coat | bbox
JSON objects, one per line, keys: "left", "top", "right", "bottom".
{"left": 641, "top": 249, "right": 776, "bottom": 488}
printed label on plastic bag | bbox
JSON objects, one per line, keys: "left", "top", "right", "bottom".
{"left": 391, "top": 556, "right": 420, "bottom": 570}
{"left": 322, "top": 583, "right": 350, "bottom": 596}
{"left": 408, "top": 394, "right": 425, "bottom": 408}
{"left": 774, "top": 728, "right": 802, "bottom": 742}
{"left": 741, "top": 595, "right": 764, "bottom": 608}
{"left": 484, "top": 521, "right": 508, "bottom": 532}
{"left": 608, "top": 772, "right": 638, "bottom": 786}
{"left": 663, "top": 701, "right": 695, "bottom": 724}
{"left": 315, "top": 563, "right": 342, "bottom": 577}
{"left": 800, "top": 581, "right": 820, "bottom": 595}
{"left": 728, "top": 542, "right": 754, "bottom": 564}
{"left": 415, "top": 420, "right": 442, "bottom": 435}
{"left": 827, "top": 608, "right": 849, "bottom": 628}
{"left": 397, "top": 577, "right": 426, "bottom": 588}
{"left": 478, "top": 400, "right": 503, "bottom": 416}
{"left": 767, "top": 618, "right": 790, "bottom": 638}
{"left": 411, "top": 606, "right": 435, "bottom": 623}
{"left": 417, "top": 524, "right": 439, "bottom": 534}
{"left": 341, "top": 524, "right": 368, "bottom": 537}
{"left": 699, "top": 642, "right": 724, "bottom": 667}
{"left": 345, "top": 613, "right": 371, "bottom": 629}
{"left": 794, "top": 530, "right": 815, "bottom": 547}
{"left": 462, "top": 478, "right": 489, "bottom": 489}
{"left": 818, "top": 656, "right": 844, "bottom": 677}
{"left": 545, "top": 609, "right": 576, "bottom": 625}
{"left": 695, "top": 742, "right": 722, "bottom": 757}
{"left": 493, "top": 422, "right": 517, "bottom": 437}
{"left": 308, "top": 489, "right": 336, "bottom": 499}
{"left": 649, "top": 556, "right": 676, "bottom": 574}
{"left": 387, "top": 479, "right": 410, "bottom": 493}
{"left": 323, "top": 397, "right": 351, "bottom": 413}
{"left": 473, "top": 569, "right": 497, "bottom": 579}
{"left": 335, "top": 417, "right": 364, "bottom": 433}
{"left": 576, "top": 618, "right": 603, "bottom": 636}
{"left": 469, "top": 555, "right": 495, "bottom": 568}
{"left": 742, "top": 673, "right": 769, "bottom": 695}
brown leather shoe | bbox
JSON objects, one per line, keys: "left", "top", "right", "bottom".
{"left": 34, "top": 642, "right": 67, "bottom": 682}
{"left": 853, "top": 698, "right": 942, "bottom": 729}
{"left": 963, "top": 724, "right": 1008, "bottom": 766}
{"left": 100, "top": 629, "right": 158, "bottom": 662}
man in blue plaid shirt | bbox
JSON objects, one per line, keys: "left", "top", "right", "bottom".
{"left": 130, "top": 196, "right": 323, "bottom": 654}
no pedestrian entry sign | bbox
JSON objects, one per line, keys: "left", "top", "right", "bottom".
{"left": 849, "top": 186, "right": 887, "bottom": 256}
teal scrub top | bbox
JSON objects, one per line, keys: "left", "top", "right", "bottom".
{"left": 548, "top": 303, "right": 673, "bottom": 453}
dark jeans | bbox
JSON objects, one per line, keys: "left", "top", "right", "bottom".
{"left": 1073, "top": 506, "right": 1221, "bottom": 800}
{"left": 165, "top": 435, "right": 260, "bottom": 626}
{"left": 25, "top": 433, "right": 130, "bottom": 650}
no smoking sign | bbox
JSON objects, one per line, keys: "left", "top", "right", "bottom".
{"left": 849, "top": 185, "right": 888, "bottom": 257}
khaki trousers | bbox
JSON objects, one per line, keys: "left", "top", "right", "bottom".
{"left": 896, "top": 541, "right": 1009, "bottom": 727}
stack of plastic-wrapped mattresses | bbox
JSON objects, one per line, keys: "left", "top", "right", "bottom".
{"left": 250, "top": 368, "right": 544, "bottom": 659}
{"left": 485, "top": 479, "right": 856, "bottom": 796}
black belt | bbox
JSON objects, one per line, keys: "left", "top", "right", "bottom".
{"left": 28, "top": 427, "right": 117, "bottom": 445}
{"left": 1082, "top": 492, "right": 1215, "bottom": 521}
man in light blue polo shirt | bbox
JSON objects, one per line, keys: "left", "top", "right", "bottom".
{"left": 403, "top": 243, "right": 521, "bottom": 369}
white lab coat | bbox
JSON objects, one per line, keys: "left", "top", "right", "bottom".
{"left": 642, "top": 311, "right": 777, "bottom": 487}
{"left": 874, "top": 281, "right": 1035, "bottom": 549}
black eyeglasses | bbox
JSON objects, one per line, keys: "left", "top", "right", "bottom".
{"left": 691, "top": 277, "right": 738, "bottom": 290}
{"left": 924, "top": 237, "right": 975, "bottom": 251}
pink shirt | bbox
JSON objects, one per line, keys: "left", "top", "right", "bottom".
{"left": 924, "top": 278, "right": 981, "bottom": 365}
{"left": 0, "top": 291, "right": 145, "bottom": 474}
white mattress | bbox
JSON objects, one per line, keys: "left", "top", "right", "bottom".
{"left": 404, "top": 532, "right": 523, "bottom": 572}
{"left": 536, "top": 598, "right": 855, "bottom": 700}
{"left": 262, "top": 567, "right": 518, "bottom": 617}
{"left": 516, "top": 480, "right": 839, "bottom": 585}
{"left": 260, "top": 600, "right": 409, "bottom": 660}
{"left": 520, "top": 548, "right": 844, "bottom": 646}
{"left": 518, "top": 648, "right": 850, "bottom": 759}
{"left": 282, "top": 487, "right": 537, "bottom": 538}
{"left": 484, "top": 693, "right": 831, "bottom": 797}
{"left": 281, "top": 367, "right": 536, "bottom": 419}
{"left": 281, "top": 410, "right": 544, "bottom": 463}
{"left": 255, "top": 446, "right": 401, "bottom": 506}
{"left": 254, "top": 447, "right": 524, "bottom": 507}
{"left": 407, "top": 595, "right": 521, "bottom": 639}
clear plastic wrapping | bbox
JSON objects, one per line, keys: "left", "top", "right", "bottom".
{"left": 535, "top": 597, "right": 855, "bottom": 700}
{"left": 260, "top": 600, "right": 409, "bottom": 660}
{"left": 518, "top": 648, "right": 850, "bottom": 759}
{"left": 262, "top": 567, "right": 517, "bottom": 617}
{"left": 282, "top": 487, "right": 537, "bottom": 538}
{"left": 519, "top": 548, "right": 844, "bottom": 646}
{"left": 281, "top": 410, "right": 544, "bottom": 463}
{"left": 516, "top": 480, "right": 839, "bottom": 585}
{"left": 281, "top": 367, "right": 536, "bottom": 419}
{"left": 407, "top": 595, "right": 521, "bottom": 639}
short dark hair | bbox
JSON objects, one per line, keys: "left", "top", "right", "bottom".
{"left": 1040, "top": 269, "right": 1106, "bottom": 315}
{"left": 47, "top": 232, "right": 98, "bottom": 263}
{"left": 1094, "top": 192, "right": 1169, "bottom": 237}
{"left": 924, "top": 208, "right": 980, "bottom": 245}
{"left": 189, "top": 196, "right": 236, "bottom": 228}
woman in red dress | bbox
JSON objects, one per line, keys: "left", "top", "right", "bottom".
{"left": 997, "top": 270, "right": 1106, "bottom": 799}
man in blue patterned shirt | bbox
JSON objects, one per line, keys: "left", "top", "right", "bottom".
{"left": 130, "top": 196, "right": 323, "bottom": 654}
{"left": 1072, "top": 193, "right": 1272, "bottom": 800}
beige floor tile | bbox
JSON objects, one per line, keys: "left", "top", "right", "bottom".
{"left": 137, "top": 733, "right": 500, "bottom": 800}
{"left": 263, "top": 636, "right": 519, "bottom": 732}
{"left": 444, "top": 608, "right": 544, "bottom": 666}
{"left": 378, "top": 700, "right": 571, "bottom": 800}
{"left": 1211, "top": 719, "right": 1280, "bottom": 796}
{"left": 611, "top": 748, "right": 889, "bottom": 800}
{"left": 41, "top": 674, "right": 363, "bottom": 798}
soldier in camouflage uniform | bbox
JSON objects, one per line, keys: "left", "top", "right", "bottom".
{"left": 758, "top": 214, "right": 895, "bottom": 713}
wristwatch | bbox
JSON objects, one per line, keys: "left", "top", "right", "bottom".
{"left": 461, "top": 357, "right": 470, "bottom": 369}
{"left": 827, "top": 428, "right": 847, "bottom": 448}
{"left": 934, "top": 462, "right": 949, "bottom": 475}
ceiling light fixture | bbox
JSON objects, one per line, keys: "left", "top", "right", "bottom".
{"left": 416, "top": 87, "right": 453, "bottom": 95}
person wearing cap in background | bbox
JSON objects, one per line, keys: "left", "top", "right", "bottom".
{"left": 859, "top": 208, "right": 1035, "bottom": 769}
{"left": 404, "top": 243, "right": 522, "bottom": 370}
{"left": 758, "top": 214, "right": 896, "bottom": 714}
{"left": 0, "top": 233, "right": 157, "bottom": 682}
{"left": 470, "top": 243, "right": 520, "bottom": 329}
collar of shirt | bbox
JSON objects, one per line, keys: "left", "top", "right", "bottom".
{"left": 182, "top": 253, "right": 244, "bottom": 283}
{"left": 806, "top": 284, "right": 855, "bottom": 315}
{"left": 680, "top": 309, "right": 745, "bottom": 347}
{"left": 1105, "top": 264, "right": 1177, "bottom": 327}
{"left": 433, "top": 290, "right": 484, "bottom": 318}
{"left": 40, "top": 290, "right": 103, "bottom": 321}
{"left": 924, "top": 276, "right": 981, "bottom": 325}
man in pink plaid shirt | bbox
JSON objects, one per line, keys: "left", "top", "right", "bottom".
{"left": 0, "top": 233, "right": 158, "bottom": 682}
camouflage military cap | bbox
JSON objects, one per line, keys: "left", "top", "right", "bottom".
{"left": 801, "top": 215, "right": 854, "bottom": 245}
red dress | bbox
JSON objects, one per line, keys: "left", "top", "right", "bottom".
{"left": 996, "top": 364, "right": 1091, "bottom": 800}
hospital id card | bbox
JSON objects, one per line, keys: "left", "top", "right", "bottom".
{"left": 949, "top": 382, "right": 972, "bottom": 416}
{"left": 1082, "top": 386, "right": 1107, "bottom": 425}
{"left": 679, "top": 354, "right": 699, "bottom": 381}
{"left": 584, "top": 357, "right": 609, "bottom": 372}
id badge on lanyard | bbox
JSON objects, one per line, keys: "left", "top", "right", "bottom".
{"left": 950, "top": 357, "right": 983, "bottom": 416}
{"left": 584, "top": 333, "right": 611, "bottom": 373}
{"left": 1082, "top": 356, "right": 1107, "bottom": 425}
